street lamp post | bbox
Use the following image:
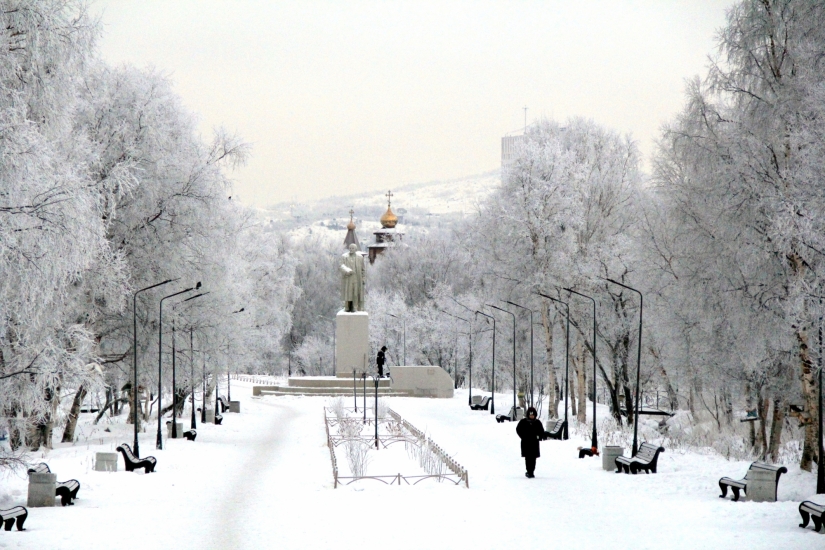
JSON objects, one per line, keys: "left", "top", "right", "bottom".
{"left": 387, "top": 313, "right": 406, "bottom": 365}
{"left": 564, "top": 287, "right": 598, "bottom": 451}
{"left": 819, "top": 293, "right": 824, "bottom": 493}
{"left": 227, "top": 307, "right": 245, "bottom": 403}
{"left": 535, "top": 292, "right": 570, "bottom": 440}
{"left": 373, "top": 375, "right": 380, "bottom": 449}
{"left": 475, "top": 311, "right": 496, "bottom": 415}
{"left": 132, "top": 279, "right": 177, "bottom": 457}
{"left": 157, "top": 283, "right": 201, "bottom": 450}
{"left": 172, "top": 292, "right": 207, "bottom": 438}
{"left": 489, "top": 304, "right": 517, "bottom": 418}
{"left": 605, "top": 278, "right": 643, "bottom": 456}
{"left": 503, "top": 301, "right": 535, "bottom": 408}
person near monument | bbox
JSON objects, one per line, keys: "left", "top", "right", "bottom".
{"left": 340, "top": 243, "right": 365, "bottom": 312}
{"left": 516, "top": 407, "right": 544, "bottom": 478}
{"left": 376, "top": 346, "right": 387, "bottom": 377}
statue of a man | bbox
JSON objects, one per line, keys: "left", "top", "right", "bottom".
{"left": 340, "top": 243, "right": 365, "bottom": 312}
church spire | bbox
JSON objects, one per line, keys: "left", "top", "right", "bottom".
{"left": 343, "top": 208, "right": 360, "bottom": 250}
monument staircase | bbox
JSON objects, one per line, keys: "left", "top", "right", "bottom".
{"left": 252, "top": 375, "right": 414, "bottom": 397}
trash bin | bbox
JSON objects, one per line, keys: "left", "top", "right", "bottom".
{"left": 27, "top": 472, "right": 57, "bottom": 507}
{"left": 166, "top": 421, "right": 184, "bottom": 439}
{"left": 204, "top": 408, "right": 215, "bottom": 423}
{"left": 746, "top": 469, "right": 778, "bottom": 502}
{"left": 229, "top": 401, "right": 240, "bottom": 413}
{"left": 95, "top": 452, "right": 118, "bottom": 472}
{"left": 603, "top": 446, "right": 624, "bottom": 471}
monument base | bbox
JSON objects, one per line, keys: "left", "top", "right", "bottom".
{"left": 335, "top": 310, "right": 369, "bottom": 377}
{"left": 389, "top": 366, "right": 454, "bottom": 398}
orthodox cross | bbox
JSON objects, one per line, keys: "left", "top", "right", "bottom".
{"left": 349, "top": 208, "right": 354, "bottom": 223}
{"left": 386, "top": 190, "right": 393, "bottom": 207}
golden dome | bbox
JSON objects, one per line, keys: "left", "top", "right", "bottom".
{"left": 347, "top": 220, "right": 356, "bottom": 230}
{"left": 380, "top": 206, "right": 398, "bottom": 228}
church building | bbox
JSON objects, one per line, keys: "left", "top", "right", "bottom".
{"left": 368, "top": 191, "right": 404, "bottom": 264}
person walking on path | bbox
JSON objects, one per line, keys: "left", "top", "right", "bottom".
{"left": 376, "top": 346, "right": 387, "bottom": 377}
{"left": 516, "top": 407, "right": 544, "bottom": 478}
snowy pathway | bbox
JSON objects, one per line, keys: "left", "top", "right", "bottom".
{"left": 2, "top": 382, "right": 819, "bottom": 549}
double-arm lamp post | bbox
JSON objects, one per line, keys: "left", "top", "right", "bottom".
{"left": 474, "top": 310, "right": 496, "bottom": 415}
{"left": 157, "top": 282, "right": 201, "bottom": 449}
{"left": 227, "top": 307, "right": 246, "bottom": 403}
{"left": 535, "top": 292, "right": 570, "bottom": 440}
{"left": 439, "top": 310, "right": 473, "bottom": 404}
{"left": 503, "top": 300, "right": 535, "bottom": 408}
{"left": 171, "top": 292, "right": 207, "bottom": 438}
{"left": 604, "top": 278, "right": 643, "bottom": 457}
{"left": 488, "top": 304, "right": 517, "bottom": 417}
{"left": 564, "top": 287, "right": 598, "bottom": 451}
{"left": 132, "top": 278, "right": 178, "bottom": 457}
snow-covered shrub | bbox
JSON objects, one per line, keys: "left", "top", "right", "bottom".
{"left": 344, "top": 440, "right": 371, "bottom": 477}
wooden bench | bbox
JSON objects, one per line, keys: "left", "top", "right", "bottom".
{"left": 543, "top": 419, "right": 566, "bottom": 440}
{"left": 183, "top": 429, "right": 197, "bottom": 441}
{"left": 799, "top": 501, "right": 825, "bottom": 533}
{"left": 116, "top": 443, "right": 157, "bottom": 473}
{"left": 615, "top": 442, "right": 665, "bottom": 474}
{"left": 718, "top": 461, "right": 787, "bottom": 502}
{"left": 26, "top": 463, "right": 50, "bottom": 475}
{"left": 0, "top": 507, "right": 27, "bottom": 531}
{"left": 55, "top": 480, "right": 80, "bottom": 506}
{"left": 470, "top": 396, "right": 491, "bottom": 411}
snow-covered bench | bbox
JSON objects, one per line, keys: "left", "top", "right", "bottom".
{"left": 26, "top": 463, "right": 50, "bottom": 475}
{"left": 543, "top": 419, "right": 566, "bottom": 440}
{"left": 116, "top": 443, "right": 157, "bottom": 473}
{"left": 470, "top": 396, "right": 491, "bottom": 410}
{"left": 799, "top": 501, "right": 825, "bottom": 533}
{"left": 183, "top": 429, "right": 197, "bottom": 441}
{"left": 718, "top": 461, "right": 787, "bottom": 502}
{"left": 217, "top": 397, "right": 230, "bottom": 413}
{"left": 615, "top": 442, "right": 665, "bottom": 474}
{"left": 495, "top": 406, "right": 524, "bottom": 423}
{"left": 0, "top": 507, "right": 27, "bottom": 531}
{"left": 56, "top": 480, "right": 80, "bottom": 506}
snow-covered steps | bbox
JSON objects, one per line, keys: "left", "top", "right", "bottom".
{"left": 252, "top": 376, "right": 414, "bottom": 397}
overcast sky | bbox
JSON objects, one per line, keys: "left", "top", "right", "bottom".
{"left": 91, "top": 0, "right": 736, "bottom": 208}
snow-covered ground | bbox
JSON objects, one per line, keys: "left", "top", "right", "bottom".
{"left": 1, "top": 381, "right": 820, "bottom": 549}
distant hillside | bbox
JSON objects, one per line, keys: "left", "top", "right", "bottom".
{"left": 256, "top": 171, "right": 500, "bottom": 243}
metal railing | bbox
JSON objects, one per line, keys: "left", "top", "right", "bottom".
{"left": 324, "top": 407, "right": 468, "bottom": 488}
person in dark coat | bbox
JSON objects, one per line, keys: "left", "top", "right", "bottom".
{"left": 376, "top": 346, "right": 387, "bottom": 377}
{"left": 516, "top": 406, "right": 544, "bottom": 478}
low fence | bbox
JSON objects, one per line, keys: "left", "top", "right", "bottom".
{"left": 231, "top": 374, "right": 278, "bottom": 386}
{"left": 324, "top": 406, "right": 468, "bottom": 489}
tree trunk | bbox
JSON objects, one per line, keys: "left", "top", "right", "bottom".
{"left": 795, "top": 326, "right": 818, "bottom": 471}
{"left": 756, "top": 394, "right": 769, "bottom": 459}
{"left": 569, "top": 366, "right": 577, "bottom": 417}
{"left": 576, "top": 339, "right": 587, "bottom": 423}
{"left": 61, "top": 386, "right": 87, "bottom": 443}
{"left": 650, "top": 345, "right": 678, "bottom": 411}
{"left": 768, "top": 396, "right": 785, "bottom": 463}
{"left": 540, "top": 302, "right": 558, "bottom": 418}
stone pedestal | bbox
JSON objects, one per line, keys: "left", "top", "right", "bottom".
{"left": 166, "top": 421, "right": 184, "bottom": 439}
{"left": 27, "top": 473, "right": 56, "bottom": 507}
{"left": 390, "top": 366, "right": 454, "bottom": 398}
{"left": 229, "top": 401, "right": 240, "bottom": 413}
{"left": 603, "top": 446, "right": 624, "bottom": 471}
{"left": 204, "top": 408, "right": 215, "bottom": 423}
{"left": 746, "top": 469, "right": 778, "bottom": 502}
{"left": 335, "top": 311, "right": 370, "bottom": 377}
{"left": 95, "top": 452, "right": 118, "bottom": 472}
